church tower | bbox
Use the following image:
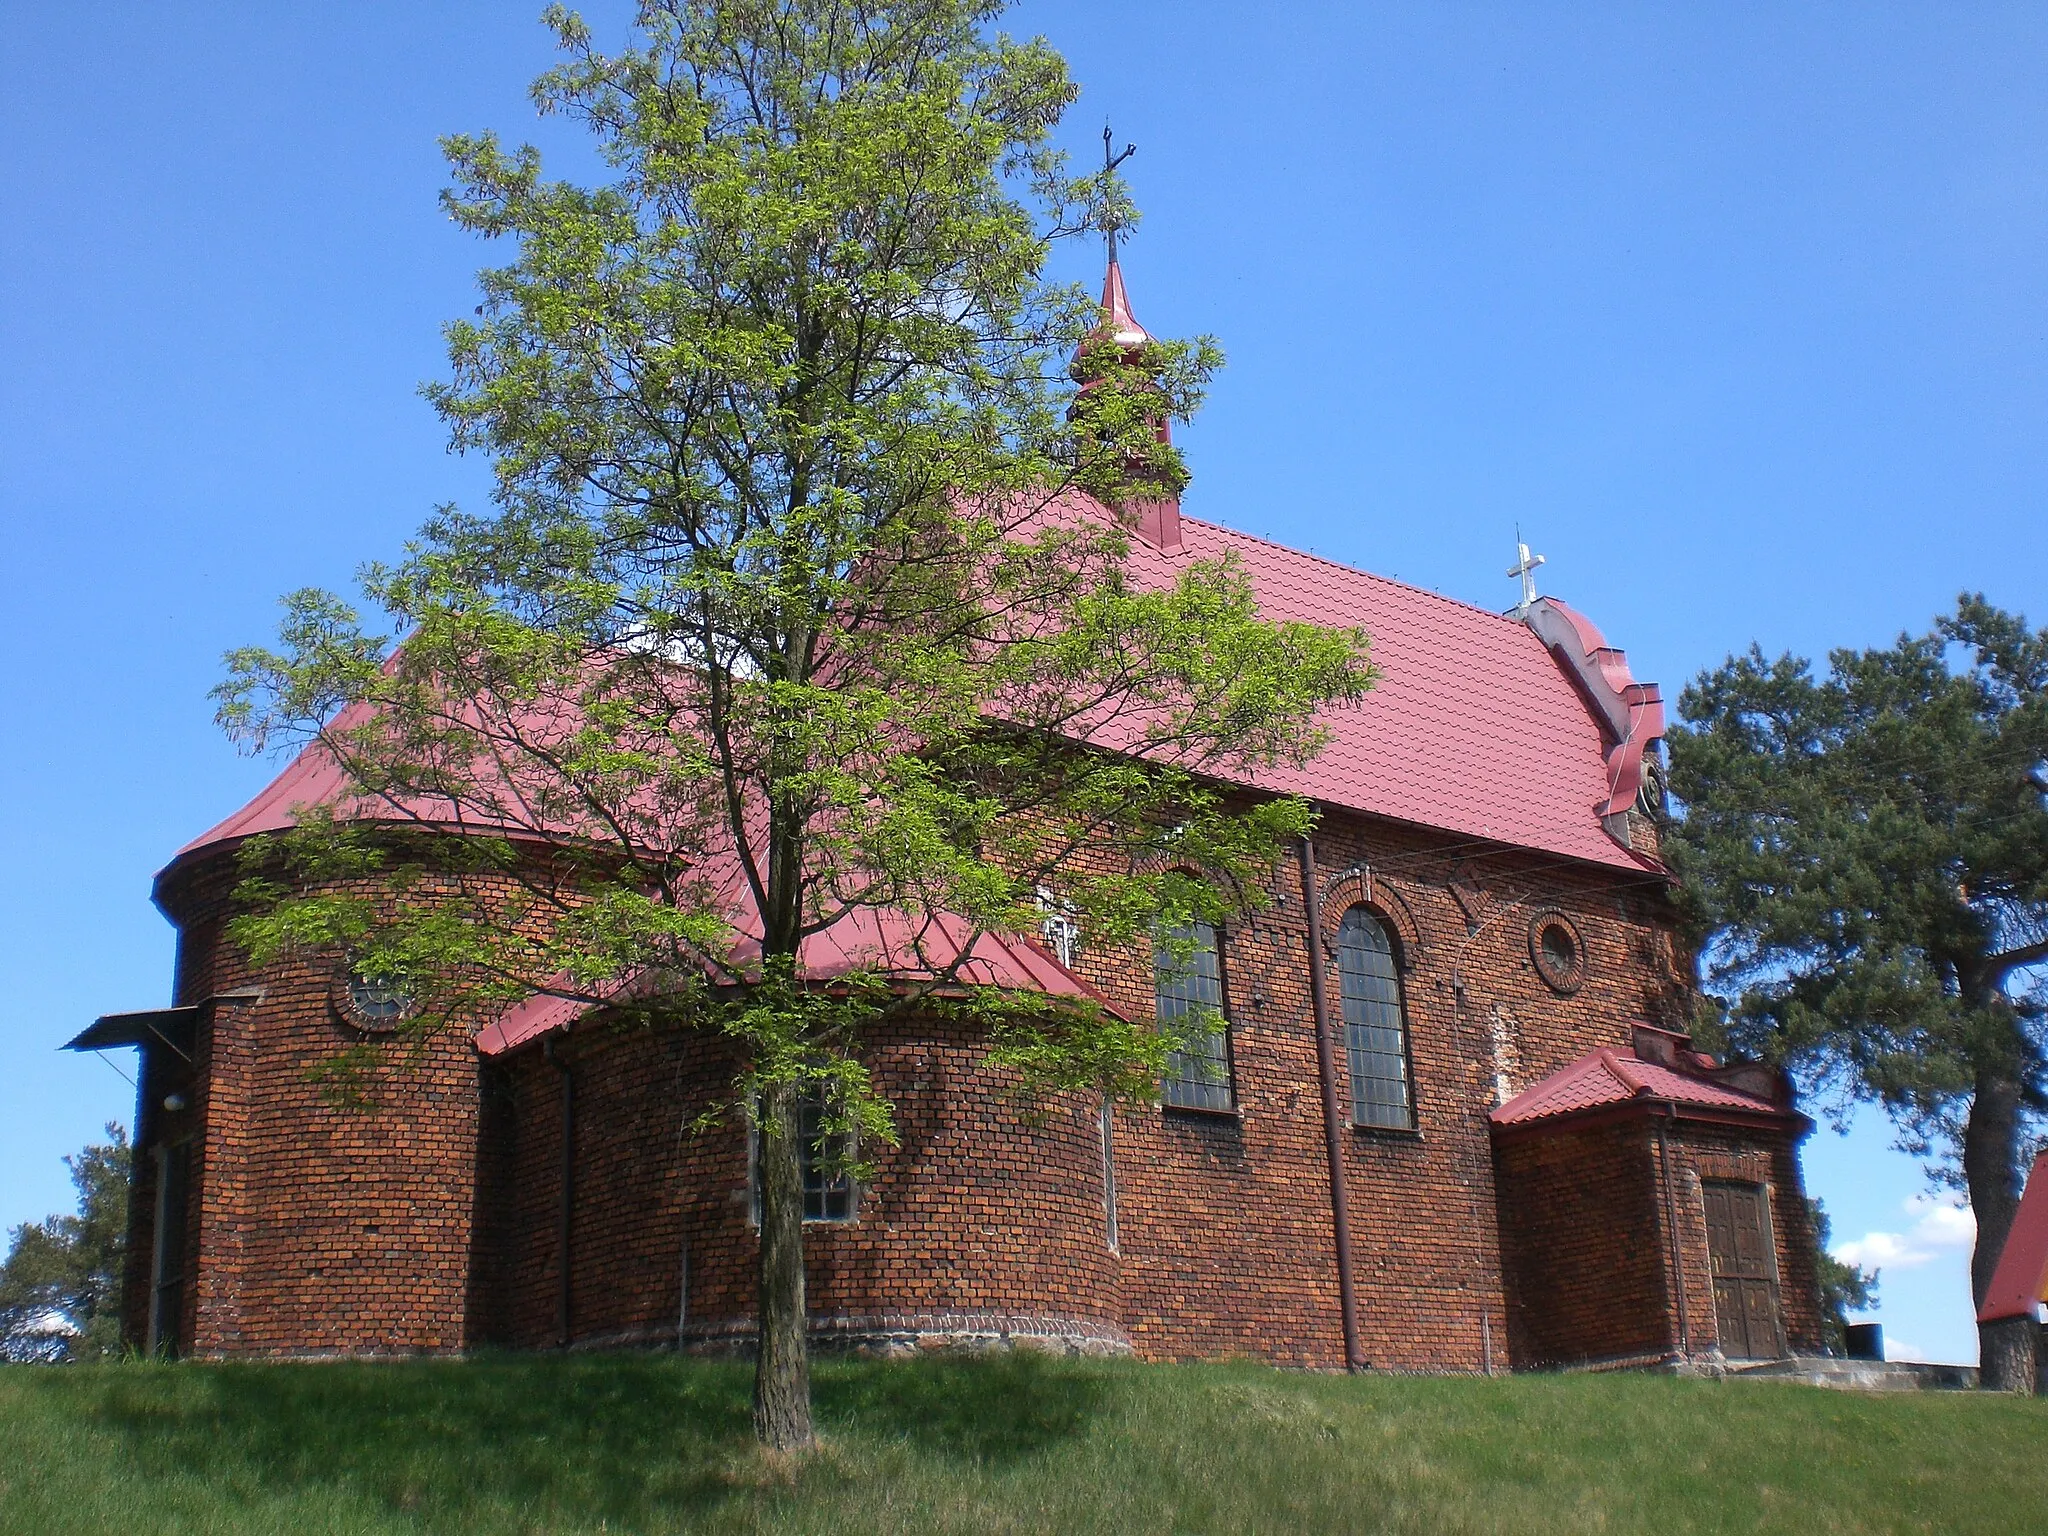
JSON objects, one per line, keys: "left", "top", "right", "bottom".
{"left": 1069, "top": 129, "right": 1183, "bottom": 552}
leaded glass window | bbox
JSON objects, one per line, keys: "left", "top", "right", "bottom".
{"left": 796, "top": 1091, "right": 856, "bottom": 1220}
{"left": 1337, "top": 907, "right": 1414, "bottom": 1129}
{"left": 751, "top": 1088, "right": 857, "bottom": 1223}
{"left": 1156, "top": 921, "right": 1233, "bottom": 1111}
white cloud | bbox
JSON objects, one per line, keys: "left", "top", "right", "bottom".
{"left": 1834, "top": 1230, "right": 1921, "bottom": 1270}
{"left": 1832, "top": 1193, "right": 1975, "bottom": 1273}
{"left": 1903, "top": 1194, "right": 1976, "bottom": 1249}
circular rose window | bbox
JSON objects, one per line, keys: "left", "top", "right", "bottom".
{"left": 1528, "top": 911, "right": 1587, "bottom": 995}
{"left": 333, "top": 959, "right": 413, "bottom": 1033}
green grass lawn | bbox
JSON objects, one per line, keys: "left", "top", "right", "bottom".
{"left": 0, "top": 1352, "right": 2041, "bottom": 1535}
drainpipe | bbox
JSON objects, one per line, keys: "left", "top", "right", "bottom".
{"left": 677, "top": 1225, "right": 691, "bottom": 1353}
{"left": 1299, "top": 835, "right": 1363, "bottom": 1371}
{"left": 1656, "top": 1105, "right": 1690, "bottom": 1361}
{"left": 546, "top": 1039, "right": 575, "bottom": 1349}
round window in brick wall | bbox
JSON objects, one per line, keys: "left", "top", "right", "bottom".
{"left": 1528, "top": 911, "right": 1587, "bottom": 995}
{"left": 333, "top": 958, "right": 413, "bottom": 1033}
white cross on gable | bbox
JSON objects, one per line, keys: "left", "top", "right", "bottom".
{"left": 1507, "top": 530, "right": 1546, "bottom": 611}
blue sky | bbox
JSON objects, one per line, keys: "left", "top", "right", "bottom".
{"left": 3, "top": 2, "right": 2043, "bottom": 1366}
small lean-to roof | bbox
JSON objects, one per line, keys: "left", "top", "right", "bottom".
{"left": 1491, "top": 1047, "right": 1789, "bottom": 1130}
{"left": 1979, "top": 1150, "right": 2048, "bottom": 1323}
{"left": 63, "top": 1006, "right": 201, "bottom": 1055}
{"left": 474, "top": 906, "right": 1117, "bottom": 1057}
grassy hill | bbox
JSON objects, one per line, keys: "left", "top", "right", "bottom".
{"left": 1, "top": 1352, "right": 2041, "bottom": 1534}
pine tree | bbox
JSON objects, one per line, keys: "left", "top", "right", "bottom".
{"left": 1667, "top": 595, "right": 2048, "bottom": 1390}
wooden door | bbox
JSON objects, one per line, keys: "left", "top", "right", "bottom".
{"left": 1703, "top": 1182, "right": 1784, "bottom": 1360}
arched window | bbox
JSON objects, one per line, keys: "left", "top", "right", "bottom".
{"left": 1156, "top": 921, "right": 1233, "bottom": 1112}
{"left": 1337, "top": 907, "right": 1414, "bottom": 1129}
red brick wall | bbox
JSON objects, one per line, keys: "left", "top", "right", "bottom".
{"left": 120, "top": 909, "right": 227, "bottom": 1354}
{"left": 1074, "top": 812, "right": 1690, "bottom": 1370}
{"left": 142, "top": 800, "right": 1738, "bottom": 1369}
{"left": 1493, "top": 1122, "right": 1672, "bottom": 1368}
{"left": 1493, "top": 1114, "right": 1825, "bottom": 1370}
{"left": 467, "top": 808, "right": 1697, "bottom": 1369}
{"left": 1663, "top": 1123, "right": 1826, "bottom": 1359}
{"left": 144, "top": 856, "right": 485, "bottom": 1357}
{"left": 479, "top": 1015, "right": 1128, "bottom": 1353}
{"left": 118, "top": 1023, "right": 195, "bottom": 1353}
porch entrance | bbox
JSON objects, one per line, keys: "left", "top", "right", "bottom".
{"left": 1703, "top": 1181, "right": 1784, "bottom": 1360}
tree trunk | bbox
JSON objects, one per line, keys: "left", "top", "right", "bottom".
{"left": 1981, "top": 1315, "right": 2039, "bottom": 1394}
{"left": 1963, "top": 1061, "right": 2036, "bottom": 1394}
{"left": 753, "top": 1080, "right": 814, "bottom": 1449}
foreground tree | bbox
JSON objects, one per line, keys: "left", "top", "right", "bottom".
{"left": 217, "top": 1, "right": 1370, "bottom": 1448}
{"left": 0, "top": 1127, "right": 128, "bottom": 1364}
{"left": 1667, "top": 596, "right": 2048, "bottom": 1390}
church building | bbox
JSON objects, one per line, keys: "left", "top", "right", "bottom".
{"left": 74, "top": 257, "right": 1825, "bottom": 1374}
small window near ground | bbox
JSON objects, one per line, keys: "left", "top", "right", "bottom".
{"left": 1336, "top": 907, "right": 1415, "bottom": 1129}
{"left": 750, "top": 1087, "right": 857, "bottom": 1223}
{"left": 1156, "top": 921, "right": 1233, "bottom": 1112}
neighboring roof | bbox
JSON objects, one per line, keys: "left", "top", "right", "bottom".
{"left": 475, "top": 905, "right": 1118, "bottom": 1057}
{"left": 1491, "top": 1045, "right": 1792, "bottom": 1131}
{"left": 1979, "top": 1150, "right": 2048, "bottom": 1323}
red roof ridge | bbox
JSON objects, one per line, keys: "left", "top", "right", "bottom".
{"left": 1176, "top": 512, "right": 1534, "bottom": 630}
{"left": 1598, "top": 1047, "right": 1653, "bottom": 1096}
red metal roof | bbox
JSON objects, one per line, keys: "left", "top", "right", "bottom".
{"left": 473, "top": 905, "right": 1117, "bottom": 1057}
{"left": 163, "top": 509, "right": 1662, "bottom": 1053}
{"left": 1096, "top": 257, "right": 1151, "bottom": 353}
{"left": 168, "top": 695, "right": 491, "bottom": 866}
{"left": 1978, "top": 1150, "right": 2048, "bottom": 1323}
{"left": 166, "top": 507, "right": 1655, "bottom": 880}
{"left": 174, "top": 737, "right": 360, "bottom": 862}
{"left": 1121, "top": 512, "right": 1654, "bottom": 871}
{"left": 1491, "top": 1046, "right": 1787, "bottom": 1129}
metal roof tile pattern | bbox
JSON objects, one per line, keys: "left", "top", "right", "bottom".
{"left": 168, "top": 696, "right": 568, "bottom": 866}
{"left": 166, "top": 507, "right": 1654, "bottom": 879}
{"left": 1491, "top": 1047, "right": 1785, "bottom": 1128}
{"left": 174, "top": 742, "right": 358, "bottom": 861}
{"left": 1127, "top": 514, "right": 1649, "bottom": 872}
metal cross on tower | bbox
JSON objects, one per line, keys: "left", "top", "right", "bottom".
{"left": 1507, "top": 528, "right": 1546, "bottom": 611}
{"left": 1102, "top": 125, "right": 1136, "bottom": 264}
